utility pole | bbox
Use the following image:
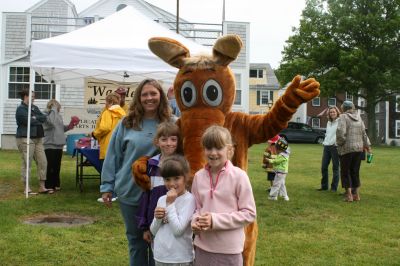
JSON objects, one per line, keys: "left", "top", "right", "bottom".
{"left": 176, "top": 0, "right": 179, "bottom": 33}
{"left": 222, "top": 0, "right": 226, "bottom": 22}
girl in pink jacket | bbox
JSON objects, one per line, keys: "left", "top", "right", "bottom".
{"left": 191, "top": 125, "right": 257, "bottom": 266}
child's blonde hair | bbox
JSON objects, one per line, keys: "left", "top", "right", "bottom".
{"left": 160, "top": 154, "right": 190, "bottom": 179}
{"left": 154, "top": 122, "right": 183, "bottom": 154}
{"left": 105, "top": 93, "right": 120, "bottom": 106}
{"left": 201, "top": 125, "right": 234, "bottom": 158}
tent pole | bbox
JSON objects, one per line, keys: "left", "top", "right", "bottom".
{"left": 25, "top": 69, "right": 35, "bottom": 198}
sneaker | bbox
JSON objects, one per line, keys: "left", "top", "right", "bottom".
{"left": 283, "top": 196, "right": 290, "bottom": 201}
{"left": 97, "top": 197, "right": 118, "bottom": 203}
{"left": 268, "top": 196, "right": 277, "bottom": 201}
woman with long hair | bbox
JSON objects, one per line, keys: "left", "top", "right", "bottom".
{"left": 43, "top": 99, "right": 79, "bottom": 191}
{"left": 317, "top": 106, "right": 341, "bottom": 192}
{"left": 100, "top": 79, "right": 171, "bottom": 266}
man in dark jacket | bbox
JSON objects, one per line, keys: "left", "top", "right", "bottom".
{"left": 16, "top": 89, "right": 51, "bottom": 194}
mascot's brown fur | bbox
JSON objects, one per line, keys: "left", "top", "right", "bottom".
{"left": 133, "top": 34, "right": 320, "bottom": 266}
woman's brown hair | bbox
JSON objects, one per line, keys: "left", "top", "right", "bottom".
{"left": 327, "top": 106, "right": 341, "bottom": 122}
{"left": 154, "top": 122, "right": 183, "bottom": 154}
{"left": 122, "top": 79, "right": 171, "bottom": 130}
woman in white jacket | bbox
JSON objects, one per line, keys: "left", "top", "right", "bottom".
{"left": 317, "top": 106, "right": 341, "bottom": 192}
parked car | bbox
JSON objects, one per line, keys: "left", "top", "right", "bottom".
{"left": 279, "top": 122, "right": 325, "bottom": 144}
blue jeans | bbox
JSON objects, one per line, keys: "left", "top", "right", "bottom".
{"left": 321, "top": 145, "right": 340, "bottom": 190}
{"left": 119, "top": 202, "right": 154, "bottom": 266}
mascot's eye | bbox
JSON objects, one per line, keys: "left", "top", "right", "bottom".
{"left": 202, "top": 79, "right": 222, "bottom": 107}
{"left": 180, "top": 81, "right": 197, "bottom": 107}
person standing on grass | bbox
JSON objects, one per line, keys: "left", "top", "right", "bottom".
{"left": 150, "top": 155, "right": 196, "bottom": 266}
{"left": 99, "top": 79, "right": 171, "bottom": 266}
{"left": 133, "top": 121, "right": 183, "bottom": 266}
{"left": 262, "top": 135, "right": 280, "bottom": 192}
{"left": 92, "top": 93, "right": 126, "bottom": 168}
{"left": 336, "top": 101, "right": 371, "bottom": 202}
{"left": 15, "top": 89, "right": 51, "bottom": 195}
{"left": 191, "top": 126, "right": 256, "bottom": 266}
{"left": 267, "top": 138, "right": 290, "bottom": 201}
{"left": 317, "top": 106, "right": 341, "bottom": 192}
{"left": 93, "top": 93, "right": 125, "bottom": 203}
{"left": 43, "top": 99, "right": 79, "bottom": 191}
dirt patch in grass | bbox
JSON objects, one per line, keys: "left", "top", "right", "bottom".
{"left": 22, "top": 213, "right": 95, "bottom": 227}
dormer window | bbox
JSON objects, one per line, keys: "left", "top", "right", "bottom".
{"left": 116, "top": 4, "right": 127, "bottom": 11}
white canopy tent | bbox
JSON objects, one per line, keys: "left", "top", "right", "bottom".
{"left": 31, "top": 5, "right": 209, "bottom": 86}
{"left": 25, "top": 5, "right": 209, "bottom": 198}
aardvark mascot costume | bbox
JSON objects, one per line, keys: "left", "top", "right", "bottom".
{"left": 135, "top": 34, "right": 320, "bottom": 266}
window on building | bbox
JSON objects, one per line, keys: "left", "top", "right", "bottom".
{"left": 311, "top": 117, "right": 320, "bottom": 128}
{"left": 116, "top": 4, "right": 127, "bottom": 11}
{"left": 328, "top": 97, "right": 336, "bottom": 106}
{"left": 359, "top": 99, "right": 365, "bottom": 114}
{"left": 345, "top": 92, "right": 353, "bottom": 101}
{"left": 234, "top": 90, "right": 241, "bottom": 105}
{"left": 34, "top": 73, "right": 54, "bottom": 99}
{"left": 234, "top": 74, "right": 241, "bottom": 89}
{"left": 8, "top": 67, "right": 54, "bottom": 99}
{"left": 249, "top": 69, "right": 263, "bottom": 78}
{"left": 396, "top": 95, "right": 400, "bottom": 112}
{"left": 312, "top": 97, "right": 320, "bottom": 106}
{"left": 396, "top": 120, "right": 400, "bottom": 137}
{"left": 257, "top": 90, "right": 273, "bottom": 106}
{"left": 8, "top": 67, "right": 30, "bottom": 99}
{"left": 83, "top": 17, "right": 95, "bottom": 25}
{"left": 375, "top": 102, "right": 380, "bottom": 113}
{"left": 234, "top": 74, "right": 241, "bottom": 105}
{"left": 376, "top": 120, "right": 379, "bottom": 137}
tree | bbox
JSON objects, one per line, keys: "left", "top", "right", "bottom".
{"left": 276, "top": 0, "right": 400, "bottom": 143}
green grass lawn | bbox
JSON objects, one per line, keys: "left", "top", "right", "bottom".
{"left": 0, "top": 144, "right": 399, "bottom": 265}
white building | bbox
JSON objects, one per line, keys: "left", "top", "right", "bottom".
{"left": 1, "top": 0, "right": 250, "bottom": 149}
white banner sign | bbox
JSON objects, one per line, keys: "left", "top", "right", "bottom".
{"left": 63, "top": 107, "right": 102, "bottom": 134}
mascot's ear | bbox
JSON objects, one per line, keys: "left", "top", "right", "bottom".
{"left": 148, "top": 37, "right": 190, "bottom": 68}
{"left": 213, "top": 34, "right": 243, "bottom": 66}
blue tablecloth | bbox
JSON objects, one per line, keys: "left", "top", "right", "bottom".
{"left": 75, "top": 148, "right": 102, "bottom": 174}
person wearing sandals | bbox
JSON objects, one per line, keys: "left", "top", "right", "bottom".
{"left": 336, "top": 101, "right": 371, "bottom": 202}
{"left": 43, "top": 99, "right": 79, "bottom": 192}
{"left": 15, "top": 89, "right": 51, "bottom": 194}
{"left": 317, "top": 106, "right": 341, "bottom": 192}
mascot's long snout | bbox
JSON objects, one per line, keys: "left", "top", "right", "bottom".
{"left": 180, "top": 107, "right": 225, "bottom": 183}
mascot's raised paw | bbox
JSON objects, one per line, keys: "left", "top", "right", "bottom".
{"left": 132, "top": 156, "right": 151, "bottom": 191}
{"left": 282, "top": 75, "right": 320, "bottom": 108}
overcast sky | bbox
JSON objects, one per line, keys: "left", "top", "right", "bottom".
{"left": 0, "top": 0, "right": 306, "bottom": 69}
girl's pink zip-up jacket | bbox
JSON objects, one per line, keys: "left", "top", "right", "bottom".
{"left": 191, "top": 160, "right": 256, "bottom": 254}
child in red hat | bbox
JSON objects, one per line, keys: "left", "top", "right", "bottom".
{"left": 262, "top": 135, "right": 280, "bottom": 192}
